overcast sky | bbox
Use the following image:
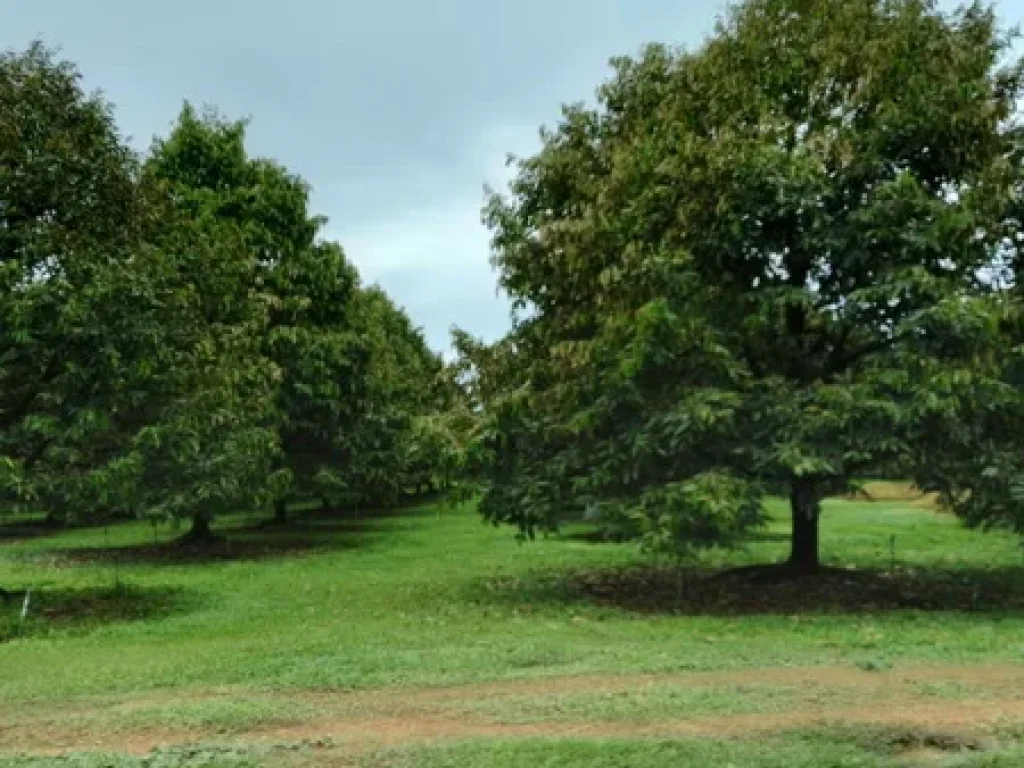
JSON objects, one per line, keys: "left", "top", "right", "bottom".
{"left": 3, "top": 0, "right": 1022, "bottom": 351}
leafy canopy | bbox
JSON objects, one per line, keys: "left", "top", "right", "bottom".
{"left": 472, "top": 0, "right": 1024, "bottom": 568}
{"left": 0, "top": 47, "right": 283, "bottom": 527}
{"left": 147, "top": 104, "right": 456, "bottom": 517}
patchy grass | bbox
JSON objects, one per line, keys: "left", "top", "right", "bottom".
{"left": 359, "top": 737, "right": 883, "bottom": 768}
{"left": 2, "top": 732, "right": 1023, "bottom": 768}
{"left": 443, "top": 682, "right": 814, "bottom": 725}
{"left": 359, "top": 734, "right": 1024, "bottom": 768}
{"left": 0, "top": 496, "right": 1022, "bottom": 765}
{"left": 0, "top": 743, "right": 327, "bottom": 767}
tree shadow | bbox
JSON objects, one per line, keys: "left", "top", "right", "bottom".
{"left": 304, "top": 502, "right": 445, "bottom": 522}
{"left": 0, "top": 513, "right": 141, "bottom": 543}
{"left": 741, "top": 531, "right": 792, "bottom": 543}
{"left": 557, "top": 530, "right": 630, "bottom": 545}
{"left": 243, "top": 516, "right": 400, "bottom": 536}
{"left": 47, "top": 507, "right": 429, "bottom": 566}
{"left": 0, "top": 584, "right": 198, "bottom": 642}
{"left": 473, "top": 564, "right": 1024, "bottom": 616}
{"left": 0, "top": 516, "right": 66, "bottom": 542}
{"left": 557, "top": 527, "right": 790, "bottom": 546}
{"left": 52, "top": 532, "right": 360, "bottom": 566}
{"left": 252, "top": 501, "right": 441, "bottom": 530}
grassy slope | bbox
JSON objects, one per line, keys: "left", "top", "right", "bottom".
{"left": 0, "top": 498, "right": 1022, "bottom": 766}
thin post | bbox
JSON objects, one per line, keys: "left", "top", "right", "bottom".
{"left": 19, "top": 588, "right": 31, "bottom": 621}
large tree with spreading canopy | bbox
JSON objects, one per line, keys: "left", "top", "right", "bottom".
{"left": 472, "top": 0, "right": 1024, "bottom": 571}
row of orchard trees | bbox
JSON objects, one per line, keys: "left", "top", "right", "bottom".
{"left": 8, "top": 0, "right": 1024, "bottom": 578}
{"left": 456, "top": 0, "right": 1024, "bottom": 573}
{"left": 0, "top": 45, "right": 460, "bottom": 541}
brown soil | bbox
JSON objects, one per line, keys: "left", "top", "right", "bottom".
{"left": 252, "top": 698, "right": 1024, "bottom": 744}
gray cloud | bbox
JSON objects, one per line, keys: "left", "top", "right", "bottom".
{"left": 4, "top": 0, "right": 1018, "bottom": 350}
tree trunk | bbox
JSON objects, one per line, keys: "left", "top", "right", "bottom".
{"left": 275, "top": 499, "right": 288, "bottom": 525}
{"left": 788, "top": 479, "right": 821, "bottom": 573}
{"left": 182, "top": 514, "right": 216, "bottom": 543}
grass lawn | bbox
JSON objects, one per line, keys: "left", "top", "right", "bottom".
{"left": 0, "top": 496, "right": 1022, "bottom": 766}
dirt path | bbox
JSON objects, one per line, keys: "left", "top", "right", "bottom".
{"left": 3, "top": 662, "right": 1023, "bottom": 758}
{"left": 256, "top": 697, "right": 1024, "bottom": 744}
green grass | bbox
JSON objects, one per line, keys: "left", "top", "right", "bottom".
{"left": 0, "top": 497, "right": 1022, "bottom": 765}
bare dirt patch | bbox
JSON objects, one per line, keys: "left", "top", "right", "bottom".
{"left": 250, "top": 698, "right": 1024, "bottom": 746}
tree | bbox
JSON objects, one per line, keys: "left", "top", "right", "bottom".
{"left": 340, "top": 286, "right": 449, "bottom": 509}
{"left": 146, "top": 105, "right": 369, "bottom": 525}
{"left": 106, "top": 209, "right": 287, "bottom": 541}
{"left": 268, "top": 240, "right": 368, "bottom": 520}
{"left": 475, "top": 0, "right": 1023, "bottom": 572}
{"left": 146, "top": 105, "right": 455, "bottom": 521}
{"left": 0, "top": 46, "right": 284, "bottom": 543}
{"left": 0, "top": 43, "right": 146, "bottom": 518}
{"left": 905, "top": 247, "right": 1024, "bottom": 533}
{"left": 898, "top": 111, "right": 1024, "bottom": 535}
{"left": 0, "top": 45, "right": 217, "bottom": 526}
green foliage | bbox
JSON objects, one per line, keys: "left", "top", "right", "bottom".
{"left": 340, "top": 286, "right": 452, "bottom": 508}
{"left": 597, "top": 472, "right": 764, "bottom": 560}
{"left": 473, "top": 0, "right": 1024, "bottom": 568}
{"left": 0, "top": 43, "right": 145, "bottom": 511}
{"left": 904, "top": 298, "right": 1024, "bottom": 533}
{"left": 0, "top": 49, "right": 449, "bottom": 537}
{"left": 146, "top": 104, "right": 455, "bottom": 518}
{"left": 145, "top": 105, "right": 347, "bottom": 518}
{"left": 0, "top": 46, "right": 283, "bottom": 530}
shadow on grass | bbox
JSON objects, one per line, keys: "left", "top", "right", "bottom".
{"left": 0, "top": 516, "right": 66, "bottom": 542}
{"left": 53, "top": 531, "right": 362, "bottom": 566}
{"left": 249, "top": 502, "right": 440, "bottom": 532}
{"left": 47, "top": 506, "right": 435, "bottom": 566}
{"left": 557, "top": 530, "right": 629, "bottom": 545}
{"left": 474, "top": 564, "right": 1024, "bottom": 616}
{"left": 557, "top": 526, "right": 791, "bottom": 546}
{"left": 0, "top": 584, "right": 197, "bottom": 642}
{"left": 741, "top": 531, "right": 793, "bottom": 543}
{"left": 0, "top": 514, "right": 144, "bottom": 543}
{"left": 243, "top": 516, "right": 400, "bottom": 536}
